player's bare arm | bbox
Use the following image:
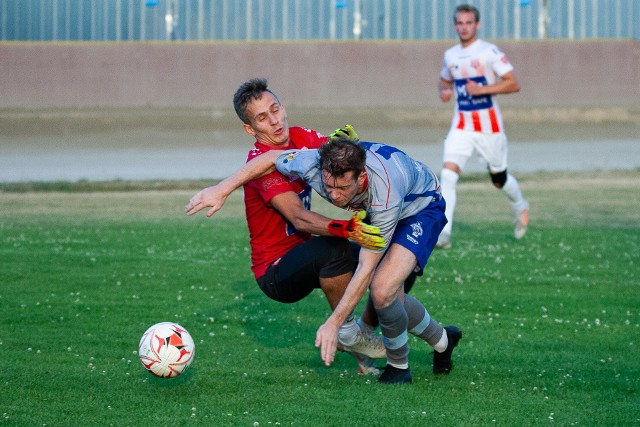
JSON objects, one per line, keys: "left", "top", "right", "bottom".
{"left": 185, "top": 150, "right": 281, "bottom": 217}
{"left": 270, "top": 192, "right": 335, "bottom": 235}
{"left": 465, "top": 70, "right": 520, "bottom": 96}
{"left": 315, "top": 249, "right": 384, "bottom": 366}
{"left": 272, "top": 193, "right": 384, "bottom": 250}
{"left": 439, "top": 78, "right": 454, "bottom": 102}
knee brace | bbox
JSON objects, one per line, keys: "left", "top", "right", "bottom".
{"left": 490, "top": 170, "right": 508, "bottom": 188}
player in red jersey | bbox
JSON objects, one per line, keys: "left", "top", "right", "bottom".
{"left": 187, "top": 78, "right": 385, "bottom": 370}
{"left": 437, "top": 4, "right": 529, "bottom": 249}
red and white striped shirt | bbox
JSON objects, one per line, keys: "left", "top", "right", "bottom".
{"left": 440, "top": 39, "right": 514, "bottom": 134}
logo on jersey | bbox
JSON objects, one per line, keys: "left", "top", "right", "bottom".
{"left": 454, "top": 77, "right": 493, "bottom": 111}
{"left": 283, "top": 152, "right": 297, "bottom": 163}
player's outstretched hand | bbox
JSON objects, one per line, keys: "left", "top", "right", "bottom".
{"left": 185, "top": 185, "right": 229, "bottom": 218}
{"left": 329, "top": 124, "right": 358, "bottom": 142}
{"left": 315, "top": 320, "right": 340, "bottom": 367}
{"left": 327, "top": 211, "right": 385, "bottom": 250}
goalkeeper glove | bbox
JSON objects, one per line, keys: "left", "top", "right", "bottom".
{"left": 329, "top": 124, "right": 358, "bottom": 142}
{"left": 327, "top": 210, "right": 385, "bottom": 250}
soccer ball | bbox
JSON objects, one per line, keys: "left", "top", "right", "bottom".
{"left": 138, "top": 322, "right": 195, "bottom": 378}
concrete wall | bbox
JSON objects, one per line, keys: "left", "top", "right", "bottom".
{"left": 1, "top": 40, "right": 638, "bottom": 109}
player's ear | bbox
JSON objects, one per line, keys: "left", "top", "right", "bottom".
{"left": 357, "top": 170, "right": 368, "bottom": 188}
{"left": 243, "top": 123, "right": 256, "bottom": 137}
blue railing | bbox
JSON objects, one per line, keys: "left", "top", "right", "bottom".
{"left": 2, "top": 0, "right": 639, "bottom": 42}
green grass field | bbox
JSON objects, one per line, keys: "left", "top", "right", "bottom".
{"left": 1, "top": 171, "right": 638, "bottom": 426}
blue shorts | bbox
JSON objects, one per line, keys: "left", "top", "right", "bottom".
{"left": 389, "top": 197, "right": 447, "bottom": 275}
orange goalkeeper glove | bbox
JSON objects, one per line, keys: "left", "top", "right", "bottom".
{"left": 329, "top": 124, "right": 359, "bottom": 142}
{"left": 327, "top": 210, "right": 384, "bottom": 250}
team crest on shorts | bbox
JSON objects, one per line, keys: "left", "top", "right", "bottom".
{"left": 411, "top": 221, "right": 423, "bottom": 238}
{"left": 406, "top": 221, "right": 423, "bottom": 245}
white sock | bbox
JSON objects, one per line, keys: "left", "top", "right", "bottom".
{"left": 388, "top": 361, "right": 409, "bottom": 369}
{"left": 433, "top": 328, "right": 449, "bottom": 353}
{"left": 440, "top": 168, "right": 459, "bottom": 236}
{"left": 502, "top": 173, "right": 527, "bottom": 214}
{"left": 338, "top": 315, "right": 360, "bottom": 345}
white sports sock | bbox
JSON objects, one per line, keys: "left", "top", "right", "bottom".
{"left": 338, "top": 315, "right": 360, "bottom": 345}
{"left": 502, "top": 173, "right": 527, "bottom": 214}
{"left": 388, "top": 361, "right": 409, "bottom": 369}
{"left": 440, "top": 168, "right": 459, "bottom": 236}
{"left": 433, "top": 328, "right": 449, "bottom": 353}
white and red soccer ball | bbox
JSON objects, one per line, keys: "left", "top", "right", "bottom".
{"left": 138, "top": 322, "right": 195, "bottom": 378}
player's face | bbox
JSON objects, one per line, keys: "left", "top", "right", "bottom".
{"left": 243, "top": 91, "right": 290, "bottom": 146}
{"left": 322, "top": 170, "right": 366, "bottom": 208}
{"left": 454, "top": 11, "right": 479, "bottom": 46}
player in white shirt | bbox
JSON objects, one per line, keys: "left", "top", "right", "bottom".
{"left": 437, "top": 4, "right": 529, "bottom": 249}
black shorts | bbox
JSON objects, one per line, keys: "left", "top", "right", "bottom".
{"left": 256, "top": 236, "right": 354, "bottom": 304}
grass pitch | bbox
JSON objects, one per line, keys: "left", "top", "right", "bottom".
{"left": 1, "top": 171, "right": 638, "bottom": 426}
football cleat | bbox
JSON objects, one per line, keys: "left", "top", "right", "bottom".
{"left": 378, "top": 365, "right": 412, "bottom": 384}
{"left": 514, "top": 201, "right": 529, "bottom": 240}
{"left": 337, "top": 332, "right": 386, "bottom": 359}
{"left": 348, "top": 352, "right": 381, "bottom": 376}
{"left": 435, "top": 231, "right": 452, "bottom": 249}
{"left": 433, "top": 325, "right": 462, "bottom": 375}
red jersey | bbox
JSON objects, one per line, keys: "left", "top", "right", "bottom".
{"left": 244, "top": 126, "right": 327, "bottom": 278}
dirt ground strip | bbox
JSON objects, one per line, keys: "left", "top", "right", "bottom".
{"left": 1, "top": 107, "right": 638, "bottom": 182}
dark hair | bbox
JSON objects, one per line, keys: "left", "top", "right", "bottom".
{"left": 318, "top": 137, "right": 366, "bottom": 179}
{"left": 454, "top": 4, "right": 480, "bottom": 23}
{"left": 232, "top": 78, "right": 281, "bottom": 124}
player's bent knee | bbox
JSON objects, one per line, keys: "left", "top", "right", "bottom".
{"left": 369, "top": 284, "right": 399, "bottom": 309}
{"left": 490, "top": 170, "right": 507, "bottom": 188}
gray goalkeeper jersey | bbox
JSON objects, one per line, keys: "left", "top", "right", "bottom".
{"left": 275, "top": 141, "right": 442, "bottom": 249}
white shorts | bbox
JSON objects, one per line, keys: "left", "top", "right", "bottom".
{"left": 443, "top": 129, "right": 508, "bottom": 173}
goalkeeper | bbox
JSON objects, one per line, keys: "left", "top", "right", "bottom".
{"left": 187, "top": 121, "right": 462, "bottom": 384}
{"left": 186, "top": 79, "right": 386, "bottom": 371}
